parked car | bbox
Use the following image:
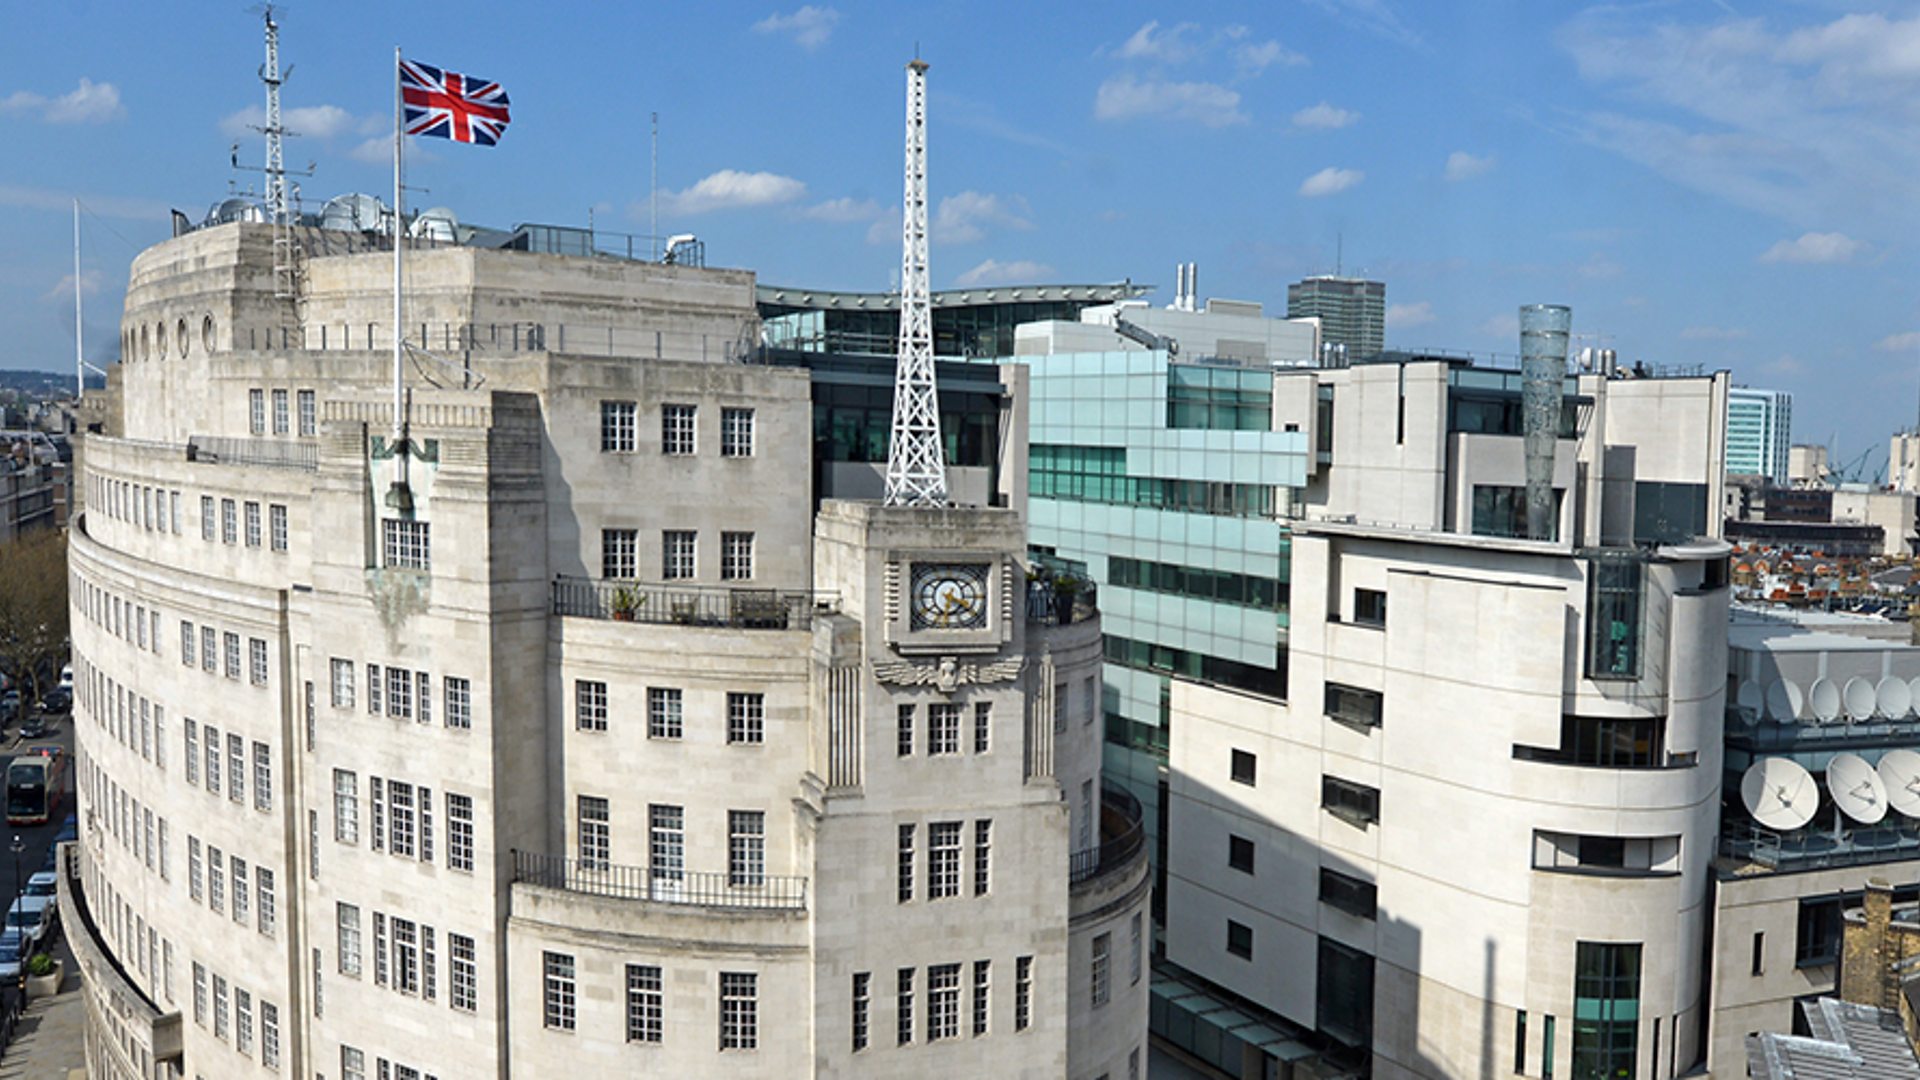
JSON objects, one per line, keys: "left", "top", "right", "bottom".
{"left": 56, "top": 666, "right": 70, "bottom": 691}
{"left": 5, "top": 897, "right": 52, "bottom": 952}
{"left": 37, "top": 687, "right": 69, "bottom": 715}
{"left": 22, "top": 871, "right": 55, "bottom": 901}
{"left": 19, "top": 715, "right": 47, "bottom": 739}
{"left": 0, "top": 928, "right": 25, "bottom": 982}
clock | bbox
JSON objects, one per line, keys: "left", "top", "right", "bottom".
{"left": 911, "top": 563, "right": 989, "bottom": 631}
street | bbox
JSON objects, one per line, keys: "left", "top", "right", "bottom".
{"left": 0, "top": 712, "right": 74, "bottom": 933}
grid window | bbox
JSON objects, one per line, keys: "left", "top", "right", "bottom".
{"left": 258, "top": 867, "right": 276, "bottom": 936}
{"left": 387, "top": 666, "right": 413, "bottom": 719}
{"left": 576, "top": 680, "right": 608, "bottom": 731}
{"left": 929, "top": 703, "right": 960, "bottom": 755}
{"left": 1092, "top": 932, "right": 1112, "bottom": 1007}
{"left": 232, "top": 858, "right": 249, "bottom": 924}
{"left": 188, "top": 836, "right": 204, "bottom": 902}
{"left": 729, "top": 810, "right": 765, "bottom": 887}
{"left": 368, "top": 664, "right": 382, "bottom": 714}
{"left": 249, "top": 638, "right": 269, "bottom": 686}
{"left": 214, "top": 975, "right": 231, "bottom": 1040}
{"left": 331, "top": 659, "right": 355, "bottom": 708}
{"left": 898, "top": 824, "right": 915, "bottom": 903}
{"left": 601, "top": 528, "right": 637, "bottom": 580}
{"left": 578, "top": 795, "right": 610, "bottom": 870}
{"left": 261, "top": 1001, "right": 280, "bottom": 1068}
{"left": 237, "top": 987, "right": 254, "bottom": 1054}
{"left": 417, "top": 671, "right": 431, "bottom": 725}
{"left": 382, "top": 518, "right": 431, "bottom": 570}
{"left": 648, "top": 687, "right": 683, "bottom": 739}
{"left": 223, "top": 633, "right": 241, "bottom": 680}
{"left": 393, "top": 918, "right": 420, "bottom": 994}
{"left": 228, "top": 733, "right": 245, "bottom": 802}
{"left": 448, "top": 793, "right": 474, "bottom": 872}
{"left": 974, "top": 820, "right": 992, "bottom": 896}
{"left": 253, "top": 741, "right": 271, "bottom": 810}
{"left": 249, "top": 388, "right": 265, "bottom": 434}
{"left": 974, "top": 701, "right": 991, "bottom": 754}
{"left": 204, "top": 727, "right": 221, "bottom": 794}
{"left": 193, "top": 962, "right": 208, "bottom": 1025}
{"left": 897, "top": 968, "right": 915, "bottom": 1045}
{"left": 272, "top": 388, "right": 289, "bottom": 434}
{"left": 342, "top": 1047, "right": 365, "bottom": 1080}
{"left": 180, "top": 621, "right": 195, "bottom": 666}
{"left": 171, "top": 489, "right": 181, "bottom": 533}
{"left": 334, "top": 769, "right": 359, "bottom": 843}
{"left": 626, "top": 964, "right": 663, "bottom": 1044}
{"left": 269, "top": 504, "right": 288, "bottom": 551}
{"left": 297, "top": 389, "right": 316, "bottom": 435}
{"left": 222, "top": 498, "right": 237, "bottom": 544}
{"left": 543, "top": 951, "right": 576, "bottom": 1030}
{"left": 201, "top": 495, "right": 215, "bottom": 541}
{"left": 184, "top": 720, "right": 199, "bottom": 785}
{"left": 202, "top": 627, "right": 217, "bottom": 672}
{"left": 1016, "top": 956, "right": 1033, "bottom": 1031}
{"left": 721, "top": 406, "right": 754, "bottom": 457}
{"left": 727, "top": 692, "right": 765, "bottom": 745}
{"left": 245, "top": 500, "right": 261, "bottom": 547}
{"left": 929, "top": 821, "right": 962, "bottom": 899}
{"left": 663, "top": 530, "right": 695, "bottom": 580}
{"left": 601, "top": 400, "right": 637, "bottom": 453}
{"left": 973, "top": 960, "right": 991, "bottom": 1036}
{"left": 370, "top": 777, "right": 384, "bottom": 852}
{"left": 388, "top": 780, "right": 417, "bottom": 857}
{"left": 852, "top": 971, "right": 871, "bottom": 1051}
{"left": 1131, "top": 912, "right": 1143, "bottom": 985}
{"left": 720, "top": 971, "right": 758, "bottom": 1050}
{"left": 898, "top": 704, "right": 915, "bottom": 757}
{"left": 450, "top": 933, "right": 477, "bottom": 1013}
{"left": 929, "top": 962, "right": 962, "bottom": 1041}
{"left": 721, "top": 531, "right": 754, "bottom": 580}
{"left": 445, "top": 676, "right": 472, "bottom": 729}
{"left": 649, "top": 804, "right": 685, "bottom": 888}
{"left": 662, "top": 403, "right": 696, "bottom": 455}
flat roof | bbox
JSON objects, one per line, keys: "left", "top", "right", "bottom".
{"left": 756, "top": 282, "right": 1151, "bottom": 313}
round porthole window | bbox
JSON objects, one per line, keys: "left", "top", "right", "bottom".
{"left": 140, "top": 324, "right": 149, "bottom": 362}
{"left": 202, "top": 314, "right": 215, "bottom": 354}
{"left": 155, "top": 321, "right": 167, "bottom": 359}
{"left": 176, "top": 319, "right": 188, "bottom": 358}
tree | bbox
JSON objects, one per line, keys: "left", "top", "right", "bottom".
{"left": 0, "top": 529, "right": 67, "bottom": 706}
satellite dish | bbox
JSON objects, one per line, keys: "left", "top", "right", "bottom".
{"left": 320, "top": 193, "right": 387, "bottom": 234}
{"left": 409, "top": 206, "right": 459, "bottom": 244}
{"left": 1766, "top": 678, "right": 1803, "bottom": 722}
{"left": 1828, "top": 753, "right": 1889, "bottom": 824}
{"left": 1736, "top": 681, "right": 1763, "bottom": 716}
{"left": 1879, "top": 676, "right": 1913, "bottom": 719}
{"left": 1843, "top": 677, "right": 1877, "bottom": 722}
{"left": 1743, "top": 758, "right": 1818, "bottom": 831}
{"left": 1908, "top": 676, "right": 1920, "bottom": 708}
{"left": 1878, "top": 750, "right": 1920, "bottom": 819}
{"left": 1808, "top": 678, "right": 1842, "bottom": 723}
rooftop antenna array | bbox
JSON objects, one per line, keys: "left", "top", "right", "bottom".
{"left": 232, "top": 6, "right": 315, "bottom": 301}
{"left": 1740, "top": 757, "right": 1817, "bottom": 831}
{"left": 882, "top": 57, "right": 947, "bottom": 507}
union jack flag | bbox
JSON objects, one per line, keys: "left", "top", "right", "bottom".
{"left": 400, "top": 59, "right": 511, "bottom": 146}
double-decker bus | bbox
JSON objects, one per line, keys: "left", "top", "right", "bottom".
{"left": 6, "top": 747, "right": 64, "bottom": 826}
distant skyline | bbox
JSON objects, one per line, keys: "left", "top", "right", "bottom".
{"left": 4, "top": 1, "right": 1919, "bottom": 467}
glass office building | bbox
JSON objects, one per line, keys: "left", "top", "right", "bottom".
{"left": 758, "top": 282, "right": 1148, "bottom": 359}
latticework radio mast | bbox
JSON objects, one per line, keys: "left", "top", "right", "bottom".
{"left": 882, "top": 58, "right": 947, "bottom": 507}
{"left": 259, "top": 6, "right": 297, "bottom": 299}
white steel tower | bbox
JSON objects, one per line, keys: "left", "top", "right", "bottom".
{"left": 259, "top": 6, "right": 288, "bottom": 225}
{"left": 883, "top": 58, "right": 947, "bottom": 507}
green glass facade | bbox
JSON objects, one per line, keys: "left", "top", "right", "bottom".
{"left": 1572, "top": 942, "right": 1641, "bottom": 1080}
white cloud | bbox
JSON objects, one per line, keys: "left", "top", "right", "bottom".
{"left": 1304, "top": 0, "right": 1424, "bottom": 49}
{"left": 1292, "top": 102, "right": 1360, "bottom": 130}
{"left": 42, "top": 269, "right": 101, "bottom": 303}
{"left": 752, "top": 6, "right": 841, "bottom": 50}
{"left": 954, "top": 259, "right": 1055, "bottom": 288}
{"left": 1387, "top": 301, "right": 1435, "bottom": 328}
{"left": 1298, "top": 167, "right": 1363, "bottom": 197}
{"left": 865, "top": 211, "right": 900, "bottom": 246}
{"left": 1876, "top": 331, "right": 1920, "bottom": 352}
{"left": 220, "top": 103, "right": 365, "bottom": 140}
{"left": 1443, "top": 150, "right": 1494, "bottom": 181}
{"left": 656, "top": 170, "right": 806, "bottom": 216}
{"left": 1759, "top": 231, "right": 1860, "bottom": 264}
{"left": 1116, "top": 20, "right": 1202, "bottom": 63}
{"left": 934, "top": 191, "right": 1033, "bottom": 244}
{"left": 1235, "top": 38, "right": 1308, "bottom": 73}
{"left": 0, "top": 77, "right": 123, "bottom": 123}
{"left": 800, "top": 197, "right": 886, "bottom": 223}
{"left": 1680, "top": 325, "right": 1750, "bottom": 341}
{"left": 1095, "top": 74, "right": 1245, "bottom": 127}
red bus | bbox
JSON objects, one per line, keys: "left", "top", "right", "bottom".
{"left": 6, "top": 747, "right": 64, "bottom": 826}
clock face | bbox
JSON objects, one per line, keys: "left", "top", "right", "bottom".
{"left": 911, "top": 563, "right": 989, "bottom": 630}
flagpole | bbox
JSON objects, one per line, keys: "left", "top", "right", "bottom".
{"left": 392, "top": 45, "right": 404, "bottom": 449}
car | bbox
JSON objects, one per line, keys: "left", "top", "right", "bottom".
{"left": 22, "top": 871, "right": 54, "bottom": 901}
{"left": 37, "top": 688, "right": 69, "bottom": 715}
{"left": 4, "top": 897, "right": 52, "bottom": 952}
{"left": 54, "top": 814, "right": 76, "bottom": 846}
{"left": 18, "top": 715, "right": 46, "bottom": 739}
{"left": 0, "top": 928, "right": 26, "bottom": 982}
{"left": 55, "top": 666, "right": 70, "bottom": 691}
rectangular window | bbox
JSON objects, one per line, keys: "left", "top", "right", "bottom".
{"left": 214, "top": 975, "right": 231, "bottom": 1040}
{"left": 387, "top": 666, "right": 413, "bottom": 719}
{"left": 382, "top": 518, "right": 431, "bottom": 571}
{"left": 578, "top": 795, "right": 610, "bottom": 869}
{"left": 261, "top": 1001, "right": 280, "bottom": 1068}
{"left": 1572, "top": 942, "right": 1642, "bottom": 1080}
{"left": 193, "top": 961, "right": 208, "bottom": 1025}
{"left": 601, "top": 400, "right": 637, "bottom": 453}
{"left": 1227, "top": 919, "right": 1254, "bottom": 959}
{"left": 721, "top": 406, "right": 754, "bottom": 457}
{"left": 601, "top": 528, "right": 637, "bottom": 580}
{"left": 1353, "top": 587, "right": 1387, "bottom": 626}
{"left": 185, "top": 720, "right": 199, "bottom": 785}
{"left": 1544, "top": 1015, "right": 1557, "bottom": 1079}
{"left": 898, "top": 704, "right": 915, "bottom": 757}
{"left": 334, "top": 769, "right": 360, "bottom": 843}
{"left": 974, "top": 701, "right": 991, "bottom": 754}
{"left": 898, "top": 823, "right": 915, "bottom": 903}
{"left": 205, "top": 727, "right": 222, "bottom": 793}
{"left": 388, "top": 780, "right": 417, "bottom": 857}
{"left": 648, "top": 687, "right": 683, "bottom": 739}
{"left": 416, "top": 670, "right": 431, "bottom": 725}
{"left": 202, "top": 626, "right": 217, "bottom": 672}
{"left": 331, "top": 658, "right": 355, "bottom": 708}
{"left": 269, "top": 504, "right": 288, "bottom": 551}
{"left": 188, "top": 835, "right": 204, "bottom": 902}
{"left": 368, "top": 664, "right": 382, "bottom": 715}
{"left": 721, "top": 530, "right": 754, "bottom": 580}
{"left": 720, "top": 971, "right": 758, "bottom": 1050}
{"left": 445, "top": 676, "right": 471, "bottom": 729}
{"left": 1092, "top": 932, "right": 1112, "bottom": 1007}
{"left": 929, "top": 962, "right": 961, "bottom": 1040}
{"left": 1586, "top": 558, "right": 1644, "bottom": 680}
{"left": 1797, "top": 898, "right": 1842, "bottom": 966}
{"left": 342, "top": 1047, "right": 366, "bottom": 1080}
{"left": 170, "top": 490, "right": 182, "bottom": 533}
{"left": 272, "top": 388, "right": 289, "bottom": 434}
{"left": 232, "top": 857, "right": 249, "bottom": 924}
{"left": 297, "top": 389, "right": 316, "bottom": 436}
{"left": 257, "top": 867, "right": 275, "bottom": 936}
{"left": 1325, "top": 682, "right": 1384, "bottom": 730}
{"left": 250, "top": 388, "right": 265, "bottom": 434}
{"left": 223, "top": 632, "right": 241, "bottom": 680}
{"left": 201, "top": 495, "right": 215, "bottom": 540}
{"left": 729, "top": 810, "right": 765, "bottom": 887}
{"left": 1131, "top": 912, "right": 1144, "bottom": 985}
{"left": 1319, "top": 867, "right": 1379, "bottom": 919}
{"left": 575, "top": 680, "right": 608, "bottom": 731}
{"left": 727, "top": 691, "right": 765, "bottom": 745}
{"left": 1516, "top": 1010, "right": 1529, "bottom": 1076}
{"left": 448, "top": 793, "right": 474, "bottom": 872}
{"left": 228, "top": 732, "right": 245, "bottom": 802}
{"left": 249, "top": 638, "right": 269, "bottom": 686}
{"left": 1229, "top": 834, "right": 1255, "bottom": 874}
{"left": 1231, "top": 748, "right": 1257, "bottom": 786}
{"left": 181, "top": 621, "right": 195, "bottom": 667}
{"left": 663, "top": 529, "right": 696, "bottom": 579}
{"left": 392, "top": 917, "right": 420, "bottom": 994}
{"left": 974, "top": 820, "right": 992, "bottom": 896}
{"left": 1322, "top": 775, "right": 1381, "bottom": 827}
{"left": 852, "top": 971, "right": 871, "bottom": 1051}
{"left": 973, "top": 960, "right": 991, "bottom": 1036}
{"left": 929, "top": 703, "right": 960, "bottom": 755}
{"left": 897, "top": 967, "right": 915, "bottom": 1045}
{"left": 626, "top": 964, "right": 663, "bottom": 1043}
{"left": 450, "top": 933, "right": 477, "bottom": 1013}
{"left": 1015, "top": 956, "right": 1033, "bottom": 1031}
{"left": 649, "top": 804, "right": 685, "bottom": 890}
{"left": 543, "top": 951, "right": 576, "bottom": 1030}
{"left": 1752, "top": 931, "right": 1765, "bottom": 976}
{"left": 929, "top": 821, "right": 962, "bottom": 899}
{"left": 252, "top": 741, "right": 271, "bottom": 810}
{"left": 245, "top": 500, "right": 261, "bottom": 547}
{"left": 662, "top": 403, "right": 696, "bottom": 455}
{"left": 222, "top": 498, "right": 237, "bottom": 544}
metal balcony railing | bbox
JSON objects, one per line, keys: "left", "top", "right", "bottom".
{"left": 185, "top": 435, "right": 319, "bottom": 471}
{"left": 551, "top": 575, "right": 830, "bottom": 631}
{"left": 511, "top": 850, "right": 808, "bottom": 911}
{"left": 1069, "top": 785, "right": 1147, "bottom": 887}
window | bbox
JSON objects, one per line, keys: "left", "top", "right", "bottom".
{"left": 898, "top": 824, "right": 915, "bottom": 903}
{"left": 1320, "top": 867, "right": 1379, "bottom": 919}
{"left": 188, "top": 836, "right": 204, "bottom": 902}
{"left": 852, "top": 971, "right": 871, "bottom": 1051}
{"left": 648, "top": 687, "right": 683, "bottom": 739}
{"left": 897, "top": 968, "right": 915, "bottom": 1045}
{"left": 253, "top": 741, "right": 271, "bottom": 810}
{"left": 417, "top": 671, "right": 431, "bottom": 725}
{"left": 1752, "top": 931, "right": 1765, "bottom": 976}
{"left": 222, "top": 498, "right": 237, "bottom": 544}
{"left": 228, "top": 732, "right": 245, "bottom": 802}
{"left": 662, "top": 403, "right": 696, "bottom": 455}
{"left": 720, "top": 971, "right": 758, "bottom": 1050}
{"left": 575, "top": 680, "right": 608, "bottom": 731}
{"left": 1092, "top": 932, "right": 1112, "bottom": 1006}
{"left": 974, "top": 820, "right": 991, "bottom": 896}
{"left": 270, "top": 387, "right": 289, "bottom": 434}
{"left": 1544, "top": 1015, "right": 1557, "bottom": 1079}
{"left": 898, "top": 704, "right": 915, "bottom": 757}
{"left": 448, "top": 793, "right": 474, "bottom": 872}
{"left": 181, "top": 621, "right": 195, "bottom": 666}
{"left": 973, "top": 701, "right": 991, "bottom": 754}
{"left": 721, "top": 406, "right": 754, "bottom": 457}
{"left": 257, "top": 867, "right": 276, "bottom": 935}
{"left": 1229, "top": 834, "right": 1255, "bottom": 874}
{"left": 223, "top": 632, "right": 241, "bottom": 680}
{"left": 236, "top": 987, "right": 254, "bottom": 1054}
{"left": 929, "top": 821, "right": 962, "bottom": 899}
{"left": 929, "top": 703, "right": 960, "bottom": 755}
{"left": 973, "top": 960, "right": 991, "bottom": 1036}
{"left": 929, "top": 962, "right": 962, "bottom": 1040}
{"left": 370, "top": 776, "right": 384, "bottom": 851}
{"left": 1471, "top": 485, "right": 1563, "bottom": 541}
{"left": 1226, "top": 920, "right": 1254, "bottom": 960}
{"left": 721, "top": 531, "right": 754, "bottom": 580}
{"left": 331, "top": 659, "right": 355, "bottom": 708}
{"left": 214, "top": 975, "right": 231, "bottom": 1040}
{"left": 388, "top": 780, "right": 417, "bottom": 857}
{"left": 1131, "top": 912, "right": 1144, "bottom": 985}
{"left": 245, "top": 500, "right": 261, "bottom": 547}
{"left": 202, "top": 626, "right": 217, "bottom": 672}
{"left": 333, "top": 769, "right": 359, "bottom": 843}
{"left": 250, "top": 388, "right": 265, "bottom": 434}
{"left": 387, "top": 666, "right": 413, "bottom": 719}
{"left": 727, "top": 691, "right": 764, "bottom": 744}
{"left": 170, "top": 490, "right": 182, "bottom": 533}
{"left": 1323, "top": 775, "right": 1380, "bottom": 827}
{"left": 298, "top": 389, "right": 317, "bottom": 436}
{"left": 185, "top": 720, "right": 200, "bottom": 785}
{"left": 649, "top": 804, "right": 685, "bottom": 890}
{"left": 382, "top": 518, "right": 431, "bottom": 570}
{"left": 1586, "top": 558, "right": 1644, "bottom": 679}
{"left": 1797, "top": 898, "right": 1843, "bottom": 966}
{"left": 249, "top": 638, "right": 269, "bottom": 685}
{"left": 543, "top": 951, "right": 576, "bottom": 1030}
{"left": 662, "top": 530, "right": 695, "bottom": 579}
{"left": 205, "top": 728, "right": 222, "bottom": 793}
{"left": 1516, "top": 1011, "right": 1529, "bottom": 1076}
{"left": 1231, "top": 748, "right": 1257, "bottom": 786}
{"left": 1324, "top": 682, "right": 1384, "bottom": 730}
{"left": 1572, "top": 942, "right": 1641, "bottom": 1080}
{"left": 450, "top": 933, "right": 477, "bottom": 1013}
{"left": 269, "top": 504, "right": 288, "bottom": 551}
{"left": 1015, "top": 956, "right": 1032, "bottom": 1031}
{"left": 601, "top": 528, "right": 637, "bottom": 580}
{"left": 445, "top": 676, "right": 471, "bottom": 729}
{"left": 232, "top": 858, "right": 249, "bottom": 923}
{"left": 392, "top": 917, "right": 420, "bottom": 994}
{"left": 1634, "top": 481, "right": 1707, "bottom": 545}
{"left": 193, "top": 962, "right": 208, "bottom": 1025}
{"left": 261, "top": 1001, "right": 280, "bottom": 1067}
{"left": 601, "top": 400, "right": 637, "bottom": 452}
{"left": 577, "top": 795, "right": 610, "bottom": 869}
{"left": 729, "top": 810, "right": 765, "bottom": 887}
{"left": 627, "top": 964, "right": 663, "bottom": 1043}
{"left": 341, "top": 1047, "right": 366, "bottom": 1080}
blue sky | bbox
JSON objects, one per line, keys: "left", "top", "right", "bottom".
{"left": 4, "top": 1, "right": 1919, "bottom": 470}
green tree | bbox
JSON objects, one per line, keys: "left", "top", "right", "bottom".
{"left": 0, "top": 528, "right": 68, "bottom": 706}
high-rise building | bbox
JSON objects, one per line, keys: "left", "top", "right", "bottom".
{"left": 1286, "top": 275, "right": 1385, "bottom": 361}
{"left": 1726, "top": 387, "right": 1792, "bottom": 481}
{"left": 60, "top": 216, "right": 1148, "bottom": 1079}
{"left": 1890, "top": 432, "right": 1920, "bottom": 494}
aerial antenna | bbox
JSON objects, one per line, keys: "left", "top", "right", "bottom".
{"left": 235, "top": 6, "right": 316, "bottom": 300}
{"left": 650, "top": 112, "right": 659, "bottom": 260}
{"left": 883, "top": 58, "right": 947, "bottom": 507}
{"left": 1335, "top": 232, "right": 1342, "bottom": 277}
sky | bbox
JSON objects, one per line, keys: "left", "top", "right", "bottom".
{"left": 3, "top": 0, "right": 1919, "bottom": 473}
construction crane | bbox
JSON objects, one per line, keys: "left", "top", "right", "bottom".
{"left": 1112, "top": 316, "right": 1178, "bottom": 357}
{"left": 1829, "top": 444, "right": 1885, "bottom": 487}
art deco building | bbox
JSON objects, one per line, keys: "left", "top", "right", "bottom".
{"left": 60, "top": 216, "right": 1149, "bottom": 1079}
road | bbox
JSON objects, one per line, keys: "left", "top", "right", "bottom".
{"left": 0, "top": 713, "right": 74, "bottom": 920}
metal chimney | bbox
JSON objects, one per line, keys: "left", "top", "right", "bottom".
{"left": 1187, "top": 263, "right": 1198, "bottom": 311}
{"left": 1519, "top": 304, "right": 1572, "bottom": 540}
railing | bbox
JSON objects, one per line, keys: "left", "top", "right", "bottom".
{"left": 552, "top": 576, "right": 829, "bottom": 631}
{"left": 1026, "top": 572, "right": 1099, "bottom": 627}
{"left": 1721, "top": 819, "right": 1920, "bottom": 872}
{"left": 1070, "top": 785, "right": 1148, "bottom": 887}
{"left": 185, "top": 435, "right": 318, "bottom": 471}
{"left": 234, "top": 321, "right": 757, "bottom": 364}
{"left": 511, "top": 850, "right": 807, "bottom": 911}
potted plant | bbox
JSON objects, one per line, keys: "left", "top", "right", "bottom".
{"left": 24, "top": 952, "right": 59, "bottom": 998}
{"left": 609, "top": 586, "right": 644, "bottom": 622}
{"left": 1053, "top": 575, "right": 1081, "bottom": 625}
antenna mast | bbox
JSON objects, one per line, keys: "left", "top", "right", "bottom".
{"left": 650, "top": 112, "right": 659, "bottom": 261}
{"left": 73, "top": 199, "right": 83, "bottom": 399}
{"left": 882, "top": 58, "right": 947, "bottom": 507}
{"left": 256, "top": 5, "right": 303, "bottom": 302}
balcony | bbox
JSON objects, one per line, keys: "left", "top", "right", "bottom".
{"left": 551, "top": 575, "right": 830, "bottom": 631}
{"left": 1070, "top": 784, "right": 1148, "bottom": 890}
{"left": 185, "top": 435, "right": 319, "bottom": 471}
{"left": 510, "top": 850, "right": 808, "bottom": 911}
{"left": 1027, "top": 569, "right": 1099, "bottom": 627}
{"left": 1721, "top": 819, "right": 1920, "bottom": 873}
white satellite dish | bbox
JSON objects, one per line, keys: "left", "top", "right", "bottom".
{"left": 1766, "top": 678, "right": 1803, "bottom": 722}
{"left": 1809, "top": 678, "right": 1842, "bottom": 723}
{"left": 1842, "top": 677, "right": 1876, "bottom": 722}
{"left": 1736, "top": 681, "right": 1763, "bottom": 716}
{"left": 1741, "top": 758, "right": 1819, "bottom": 831}
{"left": 1879, "top": 676, "right": 1913, "bottom": 719}
{"left": 1828, "top": 753, "right": 1889, "bottom": 825}
{"left": 1878, "top": 749, "right": 1920, "bottom": 819}
{"left": 1908, "top": 676, "right": 1920, "bottom": 709}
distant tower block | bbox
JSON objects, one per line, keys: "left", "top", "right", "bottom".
{"left": 883, "top": 58, "right": 948, "bottom": 507}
